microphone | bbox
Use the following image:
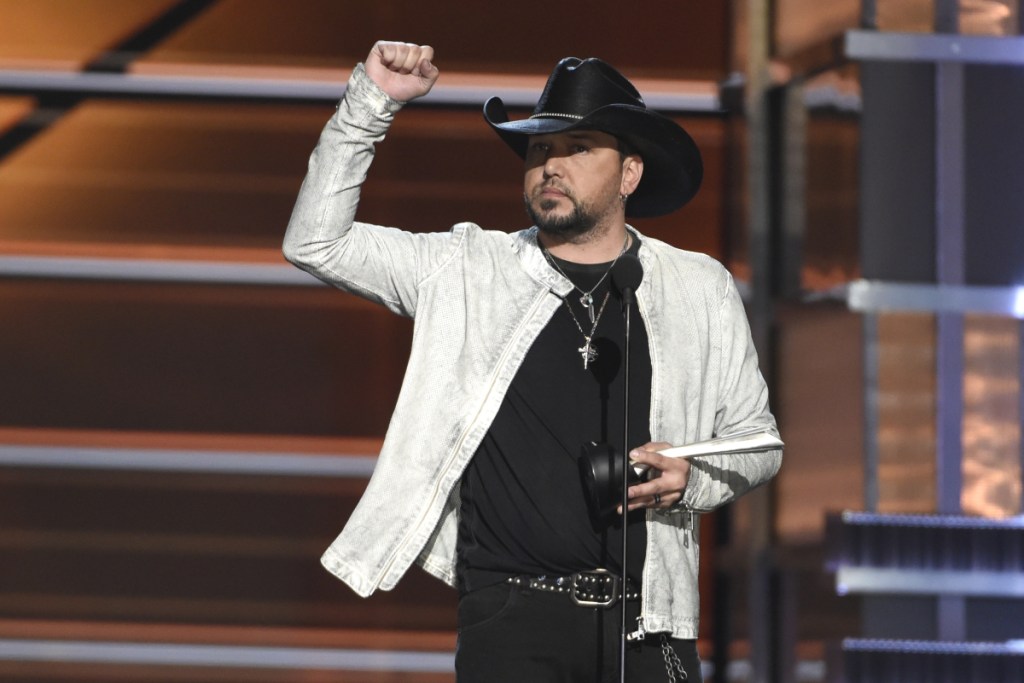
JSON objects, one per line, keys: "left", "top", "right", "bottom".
{"left": 611, "top": 253, "right": 643, "bottom": 309}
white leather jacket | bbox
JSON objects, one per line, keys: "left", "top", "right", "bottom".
{"left": 283, "top": 64, "right": 782, "bottom": 639}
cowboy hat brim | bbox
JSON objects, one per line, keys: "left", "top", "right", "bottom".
{"left": 484, "top": 96, "right": 703, "bottom": 218}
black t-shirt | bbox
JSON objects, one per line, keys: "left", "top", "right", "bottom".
{"left": 457, "top": 238, "right": 652, "bottom": 594}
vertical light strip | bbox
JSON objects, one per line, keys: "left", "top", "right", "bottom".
{"left": 934, "top": 50, "right": 967, "bottom": 642}
{"left": 1014, "top": 286, "right": 1024, "bottom": 318}
{"left": 863, "top": 313, "right": 880, "bottom": 512}
{"left": 934, "top": 60, "right": 966, "bottom": 517}
{"left": 741, "top": 0, "right": 777, "bottom": 679}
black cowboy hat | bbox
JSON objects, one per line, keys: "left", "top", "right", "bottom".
{"left": 484, "top": 57, "right": 703, "bottom": 218}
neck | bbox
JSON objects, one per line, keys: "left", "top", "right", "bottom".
{"left": 539, "top": 223, "right": 630, "bottom": 264}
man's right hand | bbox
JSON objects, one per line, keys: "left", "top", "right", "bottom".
{"left": 365, "top": 41, "right": 440, "bottom": 103}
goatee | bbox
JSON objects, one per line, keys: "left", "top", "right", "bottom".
{"left": 524, "top": 192, "right": 597, "bottom": 239}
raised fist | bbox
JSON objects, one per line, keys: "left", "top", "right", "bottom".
{"left": 365, "top": 41, "right": 440, "bottom": 102}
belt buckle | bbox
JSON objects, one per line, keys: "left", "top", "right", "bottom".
{"left": 571, "top": 568, "right": 620, "bottom": 608}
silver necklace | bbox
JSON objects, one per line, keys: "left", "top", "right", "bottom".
{"left": 563, "top": 290, "right": 612, "bottom": 369}
{"left": 541, "top": 235, "right": 629, "bottom": 324}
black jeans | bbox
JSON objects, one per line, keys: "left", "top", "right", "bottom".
{"left": 455, "top": 581, "right": 703, "bottom": 683}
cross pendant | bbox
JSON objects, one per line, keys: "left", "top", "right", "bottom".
{"left": 580, "top": 293, "right": 595, "bottom": 324}
{"left": 579, "top": 337, "right": 598, "bottom": 369}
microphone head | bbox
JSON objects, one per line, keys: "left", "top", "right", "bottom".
{"left": 611, "top": 253, "right": 643, "bottom": 294}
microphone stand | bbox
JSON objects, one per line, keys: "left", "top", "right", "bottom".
{"left": 614, "top": 290, "right": 630, "bottom": 683}
{"left": 618, "top": 278, "right": 637, "bottom": 683}
{"left": 584, "top": 251, "right": 639, "bottom": 683}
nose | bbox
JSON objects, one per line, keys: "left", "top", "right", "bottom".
{"left": 543, "top": 151, "right": 564, "bottom": 178}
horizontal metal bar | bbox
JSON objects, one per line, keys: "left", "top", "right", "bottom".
{"left": 846, "top": 29, "right": 1024, "bottom": 65}
{"left": 620, "top": 88, "right": 719, "bottom": 113}
{"left": 0, "top": 444, "right": 377, "bottom": 478}
{"left": 0, "top": 69, "right": 720, "bottom": 112}
{"left": 725, "top": 659, "right": 825, "bottom": 683}
{"left": 843, "top": 638, "right": 1024, "bottom": 656}
{"left": 0, "top": 639, "right": 453, "bottom": 673}
{"left": 848, "top": 279, "right": 1024, "bottom": 318}
{"left": 802, "top": 84, "right": 862, "bottom": 113}
{"left": 839, "top": 510, "right": 1024, "bottom": 529}
{"left": 0, "top": 638, "right": 751, "bottom": 681}
{"left": 836, "top": 567, "right": 1024, "bottom": 597}
{"left": 0, "top": 255, "right": 325, "bottom": 286}
{"left": 0, "top": 69, "right": 347, "bottom": 100}
{"left": 0, "top": 256, "right": 753, "bottom": 296}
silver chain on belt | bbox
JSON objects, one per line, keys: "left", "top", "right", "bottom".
{"left": 660, "top": 634, "right": 688, "bottom": 682}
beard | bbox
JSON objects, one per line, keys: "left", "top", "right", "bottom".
{"left": 523, "top": 189, "right": 598, "bottom": 239}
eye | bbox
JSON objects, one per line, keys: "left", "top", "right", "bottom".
{"left": 571, "top": 144, "right": 589, "bottom": 154}
{"left": 528, "top": 141, "right": 550, "bottom": 154}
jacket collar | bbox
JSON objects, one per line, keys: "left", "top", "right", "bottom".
{"left": 513, "top": 225, "right": 650, "bottom": 297}
{"left": 513, "top": 227, "right": 572, "bottom": 296}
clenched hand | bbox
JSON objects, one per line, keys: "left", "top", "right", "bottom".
{"left": 365, "top": 41, "right": 440, "bottom": 103}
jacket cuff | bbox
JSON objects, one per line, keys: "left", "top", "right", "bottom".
{"left": 334, "top": 63, "right": 405, "bottom": 131}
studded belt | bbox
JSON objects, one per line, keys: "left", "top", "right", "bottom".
{"left": 506, "top": 568, "right": 641, "bottom": 608}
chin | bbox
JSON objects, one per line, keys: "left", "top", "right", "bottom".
{"left": 537, "top": 220, "right": 594, "bottom": 240}
{"left": 536, "top": 198, "right": 566, "bottom": 213}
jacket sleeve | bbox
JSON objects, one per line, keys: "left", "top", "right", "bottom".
{"left": 282, "top": 64, "right": 461, "bottom": 318}
{"left": 680, "top": 270, "right": 782, "bottom": 512}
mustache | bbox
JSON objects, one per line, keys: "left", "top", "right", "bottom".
{"left": 532, "top": 181, "right": 575, "bottom": 200}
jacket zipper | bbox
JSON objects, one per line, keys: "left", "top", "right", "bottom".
{"left": 633, "top": 288, "right": 654, "bottom": 641}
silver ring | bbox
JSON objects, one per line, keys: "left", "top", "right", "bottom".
{"left": 653, "top": 493, "right": 662, "bottom": 505}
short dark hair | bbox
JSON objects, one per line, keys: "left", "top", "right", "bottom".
{"left": 615, "top": 136, "right": 638, "bottom": 161}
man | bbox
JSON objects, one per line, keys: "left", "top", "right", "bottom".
{"left": 284, "top": 41, "right": 781, "bottom": 682}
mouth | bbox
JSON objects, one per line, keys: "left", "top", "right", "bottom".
{"left": 537, "top": 184, "right": 570, "bottom": 200}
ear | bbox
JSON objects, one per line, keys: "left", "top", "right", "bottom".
{"left": 620, "top": 154, "right": 643, "bottom": 197}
